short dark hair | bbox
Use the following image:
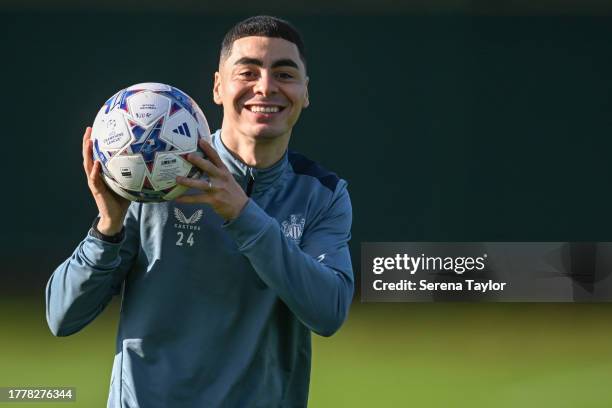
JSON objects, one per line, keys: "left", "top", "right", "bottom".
{"left": 220, "top": 15, "right": 306, "bottom": 65}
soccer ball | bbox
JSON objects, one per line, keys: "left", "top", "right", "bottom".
{"left": 91, "top": 82, "right": 211, "bottom": 202}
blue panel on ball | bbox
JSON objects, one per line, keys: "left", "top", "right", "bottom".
{"left": 161, "top": 87, "right": 194, "bottom": 116}
{"left": 93, "top": 139, "right": 107, "bottom": 165}
{"left": 129, "top": 118, "right": 167, "bottom": 163}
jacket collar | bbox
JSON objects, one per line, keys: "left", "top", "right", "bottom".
{"left": 211, "top": 129, "right": 288, "bottom": 194}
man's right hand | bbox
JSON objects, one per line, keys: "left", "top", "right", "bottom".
{"left": 82, "top": 126, "right": 130, "bottom": 235}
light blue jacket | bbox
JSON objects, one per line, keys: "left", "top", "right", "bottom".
{"left": 45, "top": 130, "right": 354, "bottom": 407}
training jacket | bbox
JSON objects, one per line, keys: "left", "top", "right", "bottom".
{"left": 45, "top": 129, "right": 354, "bottom": 408}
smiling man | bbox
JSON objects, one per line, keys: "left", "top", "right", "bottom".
{"left": 46, "top": 15, "right": 354, "bottom": 407}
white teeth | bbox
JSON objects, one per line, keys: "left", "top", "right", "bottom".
{"left": 249, "top": 106, "right": 280, "bottom": 113}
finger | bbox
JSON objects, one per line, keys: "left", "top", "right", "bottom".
{"left": 83, "top": 140, "right": 94, "bottom": 174}
{"left": 90, "top": 160, "right": 108, "bottom": 192}
{"left": 176, "top": 175, "right": 214, "bottom": 191}
{"left": 82, "top": 127, "right": 90, "bottom": 151}
{"left": 175, "top": 194, "right": 210, "bottom": 204}
{"left": 199, "top": 139, "right": 228, "bottom": 171}
{"left": 82, "top": 127, "right": 93, "bottom": 173}
{"left": 89, "top": 159, "right": 101, "bottom": 183}
{"left": 185, "top": 153, "right": 223, "bottom": 178}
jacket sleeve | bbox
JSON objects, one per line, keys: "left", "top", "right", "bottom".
{"left": 45, "top": 204, "right": 141, "bottom": 337}
{"left": 223, "top": 181, "right": 354, "bottom": 337}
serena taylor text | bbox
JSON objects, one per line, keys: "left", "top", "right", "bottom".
{"left": 371, "top": 254, "right": 508, "bottom": 293}
{"left": 372, "top": 279, "right": 507, "bottom": 293}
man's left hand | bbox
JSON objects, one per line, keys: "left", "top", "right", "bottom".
{"left": 175, "top": 139, "right": 249, "bottom": 221}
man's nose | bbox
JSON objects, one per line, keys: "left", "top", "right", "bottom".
{"left": 253, "top": 72, "right": 278, "bottom": 96}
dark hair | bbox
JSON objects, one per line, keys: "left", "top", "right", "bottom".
{"left": 220, "top": 15, "right": 306, "bottom": 65}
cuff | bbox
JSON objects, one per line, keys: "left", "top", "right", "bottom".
{"left": 82, "top": 232, "right": 124, "bottom": 268}
{"left": 222, "top": 199, "right": 273, "bottom": 249}
{"left": 89, "top": 216, "right": 125, "bottom": 243}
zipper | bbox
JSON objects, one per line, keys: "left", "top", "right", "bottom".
{"left": 246, "top": 172, "right": 255, "bottom": 197}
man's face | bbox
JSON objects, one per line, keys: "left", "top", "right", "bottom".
{"left": 214, "top": 36, "right": 309, "bottom": 141}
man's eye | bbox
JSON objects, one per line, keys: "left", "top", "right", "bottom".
{"left": 276, "top": 72, "right": 294, "bottom": 80}
{"left": 239, "top": 71, "right": 255, "bottom": 79}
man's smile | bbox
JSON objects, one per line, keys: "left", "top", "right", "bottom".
{"left": 244, "top": 104, "right": 286, "bottom": 114}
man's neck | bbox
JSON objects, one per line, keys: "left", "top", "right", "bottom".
{"left": 220, "top": 127, "right": 290, "bottom": 169}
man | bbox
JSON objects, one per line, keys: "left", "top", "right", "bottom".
{"left": 46, "top": 15, "right": 353, "bottom": 407}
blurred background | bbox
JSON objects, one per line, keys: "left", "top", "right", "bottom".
{"left": 3, "top": 1, "right": 612, "bottom": 406}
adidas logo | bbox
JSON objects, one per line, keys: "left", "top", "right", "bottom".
{"left": 172, "top": 122, "right": 191, "bottom": 137}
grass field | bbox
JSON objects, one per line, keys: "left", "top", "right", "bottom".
{"left": 2, "top": 298, "right": 612, "bottom": 407}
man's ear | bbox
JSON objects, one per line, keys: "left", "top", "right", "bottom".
{"left": 213, "top": 72, "right": 222, "bottom": 105}
{"left": 303, "top": 76, "right": 310, "bottom": 108}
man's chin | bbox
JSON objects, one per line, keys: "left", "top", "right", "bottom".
{"left": 246, "top": 125, "right": 287, "bottom": 141}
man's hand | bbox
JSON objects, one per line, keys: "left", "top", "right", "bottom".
{"left": 175, "top": 139, "right": 249, "bottom": 221}
{"left": 82, "top": 127, "right": 130, "bottom": 235}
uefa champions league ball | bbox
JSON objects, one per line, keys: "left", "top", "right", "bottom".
{"left": 91, "top": 82, "right": 211, "bottom": 202}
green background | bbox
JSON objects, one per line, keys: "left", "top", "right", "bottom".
{"left": 3, "top": 299, "right": 612, "bottom": 407}
{"left": 2, "top": 11, "right": 612, "bottom": 407}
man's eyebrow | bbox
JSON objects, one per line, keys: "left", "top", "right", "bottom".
{"left": 233, "top": 57, "right": 300, "bottom": 69}
{"left": 234, "top": 57, "right": 263, "bottom": 66}
{"left": 272, "top": 59, "right": 299, "bottom": 69}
